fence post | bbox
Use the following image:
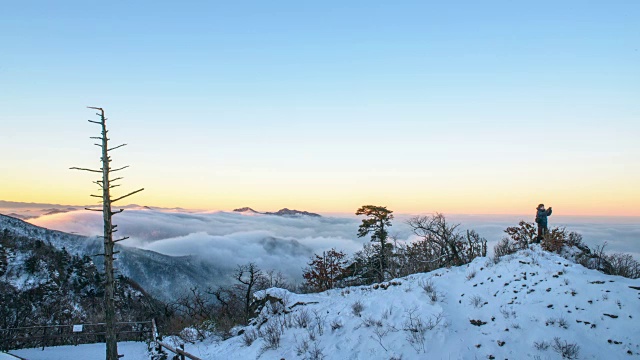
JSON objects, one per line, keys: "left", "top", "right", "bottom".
{"left": 180, "top": 344, "right": 185, "bottom": 360}
{"left": 41, "top": 326, "right": 47, "bottom": 350}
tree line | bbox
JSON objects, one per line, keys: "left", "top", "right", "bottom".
{"left": 166, "top": 205, "right": 489, "bottom": 340}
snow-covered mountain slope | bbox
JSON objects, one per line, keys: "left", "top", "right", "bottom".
{"left": 191, "top": 247, "right": 640, "bottom": 359}
{"left": 0, "top": 214, "right": 224, "bottom": 301}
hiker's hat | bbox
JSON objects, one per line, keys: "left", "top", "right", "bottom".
{"left": 537, "top": 204, "right": 544, "bottom": 209}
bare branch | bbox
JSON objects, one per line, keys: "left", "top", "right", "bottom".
{"left": 111, "top": 209, "right": 125, "bottom": 215}
{"left": 111, "top": 188, "right": 144, "bottom": 203}
{"left": 88, "top": 120, "right": 102, "bottom": 124}
{"left": 111, "top": 177, "right": 123, "bottom": 182}
{"left": 108, "top": 144, "right": 127, "bottom": 152}
{"left": 113, "top": 237, "right": 129, "bottom": 243}
{"left": 84, "top": 208, "right": 103, "bottom": 212}
{"left": 90, "top": 194, "right": 102, "bottom": 198}
{"left": 90, "top": 136, "right": 103, "bottom": 140}
{"left": 111, "top": 165, "right": 130, "bottom": 172}
{"left": 70, "top": 167, "right": 102, "bottom": 173}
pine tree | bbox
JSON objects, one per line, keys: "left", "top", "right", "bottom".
{"left": 356, "top": 205, "right": 393, "bottom": 283}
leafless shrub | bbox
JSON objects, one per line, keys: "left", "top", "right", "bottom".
{"left": 295, "top": 336, "right": 310, "bottom": 356}
{"left": 352, "top": 300, "right": 364, "bottom": 317}
{"left": 382, "top": 307, "right": 392, "bottom": 319}
{"left": 312, "top": 309, "right": 326, "bottom": 336}
{"left": 420, "top": 279, "right": 435, "bottom": 293}
{"left": 494, "top": 238, "right": 518, "bottom": 260}
{"left": 307, "top": 342, "right": 325, "bottom": 360}
{"left": 469, "top": 295, "right": 484, "bottom": 308}
{"left": 606, "top": 253, "right": 640, "bottom": 279}
{"left": 557, "top": 317, "right": 568, "bottom": 329}
{"left": 267, "top": 299, "right": 285, "bottom": 315}
{"left": 546, "top": 317, "right": 568, "bottom": 329}
{"left": 403, "top": 308, "right": 427, "bottom": 353}
{"left": 306, "top": 327, "right": 317, "bottom": 341}
{"left": 362, "top": 316, "right": 383, "bottom": 328}
{"left": 294, "top": 308, "right": 311, "bottom": 328}
{"left": 407, "top": 214, "right": 487, "bottom": 268}
{"left": 534, "top": 340, "right": 550, "bottom": 350}
{"left": 500, "top": 305, "right": 516, "bottom": 319}
{"left": 419, "top": 279, "right": 441, "bottom": 303}
{"left": 566, "top": 232, "right": 584, "bottom": 248}
{"left": 465, "top": 269, "right": 477, "bottom": 281}
{"left": 330, "top": 319, "right": 343, "bottom": 332}
{"left": 371, "top": 323, "right": 390, "bottom": 352}
{"left": 261, "top": 321, "right": 282, "bottom": 350}
{"left": 552, "top": 337, "right": 580, "bottom": 359}
{"left": 242, "top": 328, "right": 258, "bottom": 346}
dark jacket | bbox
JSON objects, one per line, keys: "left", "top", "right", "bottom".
{"left": 536, "top": 208, "right": 552, "bottom": 227}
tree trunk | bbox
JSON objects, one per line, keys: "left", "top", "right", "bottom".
{"left": 72, "top": 107, "right": 143, "bottom": 360}
{"left": 379, "top": 222, "right": 385, "bottom": 282}
{"left": 98, "top": 109, "right": 119, "bottom": 360}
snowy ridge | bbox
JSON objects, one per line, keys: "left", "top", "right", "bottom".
{"left": 0, "top": 213, "right": 224, "bottom": 301}
{"left": 194, "top": 246, "right": 639, "bottom": 359}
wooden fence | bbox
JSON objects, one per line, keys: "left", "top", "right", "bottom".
{"left": 1, "top": 319, "right": 202, "bottom": 360}
{"left": 151, "top": 319, "right": 201, "bottom": 360}
{"left": 0, "top": 321, "right": 153, "bottom": 352}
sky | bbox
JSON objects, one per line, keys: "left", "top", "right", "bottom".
{"left": 1, "top": 1, "right": 639, "bottom": 215}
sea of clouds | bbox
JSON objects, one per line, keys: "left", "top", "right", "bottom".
{"left": 29, "top": 210, "right": 640, "bottom": 284}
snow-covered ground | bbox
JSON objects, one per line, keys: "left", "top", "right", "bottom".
{"left": 6, "top": 246, "right": 639, "bottom": 359}
{"left": 9, "top": 341, "right": 149, "bottom": 360}
{"left": 184, "top": 246, "right": 639, "bottom": 359}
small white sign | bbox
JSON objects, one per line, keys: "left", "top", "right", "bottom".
{"left": 73, "top": 324, "right": 83, "bottom": 333}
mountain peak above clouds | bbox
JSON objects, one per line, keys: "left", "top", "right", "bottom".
{"left": 233, "top": 207, "right": 322, "bottom": 217}
{"left": 266, "top": 208, "right": 322, "bottom": 217}
{"left": 233, "top": 207, "right": 260, "bottom": 213}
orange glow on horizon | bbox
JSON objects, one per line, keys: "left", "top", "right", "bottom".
{"left": 2, "top": 190, "right": 638, "bottom": 217}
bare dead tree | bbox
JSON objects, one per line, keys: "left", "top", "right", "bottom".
{"left": 234, "top": 263, "right": 264, "bottom": 324}
{"left": 407, "top": 213, "right": 487, "bottom": 268}
{"left": 71, "top": 107, "right": 143, "bottom": 360}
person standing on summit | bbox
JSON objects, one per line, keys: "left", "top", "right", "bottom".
{"left": 535, "top": 204, "right": 552, "bottom": 242}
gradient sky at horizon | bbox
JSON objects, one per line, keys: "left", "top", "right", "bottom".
{"left": 1, "top": 1, "right": 639, "bottom": 216}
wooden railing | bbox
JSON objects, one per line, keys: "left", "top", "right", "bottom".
{"left": 151, "top": 319, "right": 201, "bottom": 360}
{"left": 1, "top": 319, "right": 202, "bottom": 360}
{"left": 0, "top": 321, "right": 152, "bottom": 351}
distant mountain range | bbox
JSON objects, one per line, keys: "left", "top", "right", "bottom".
{"left": 0, "top": 200, "right": 192, "bottom": 220}
{"left": 0, "top": 225, "right": 164, "bottom": 332}
{"left": 233, "top": 207, "right": 321, "bottom": 217}
{"left": 0, "top": 213, "right": 225, "bottom": 301}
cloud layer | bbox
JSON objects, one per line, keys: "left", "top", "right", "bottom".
{"left": 30, "top": 210, "right": 640, "bottom": 283}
